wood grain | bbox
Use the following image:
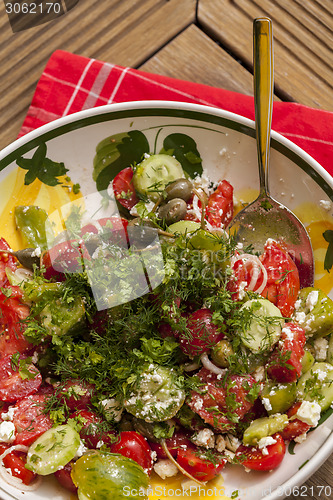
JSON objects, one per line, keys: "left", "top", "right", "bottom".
{"left": 198, "top": 0, "right": 333, "bottom": 109}
{"left": 0, "top": 0, "right": 196, "bottom": 150}
{"left": 140, "top": 24, "right": 255, "bottom": 95}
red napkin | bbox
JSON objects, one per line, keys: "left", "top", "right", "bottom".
{"left": 19, "top": 50, "right": 333, "bottom": 178}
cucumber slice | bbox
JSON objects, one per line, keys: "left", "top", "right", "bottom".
{"left": 238, "top": 299, "right": 283, "bottom": 353}
{"left": 296, "top": 362, "right": 333, "bottom": 411}
{"left": 243, "top": 414, "right": 288, "bottom": 446}
{"left": 26, "top": 424, "right": 80, "bottom": 475}
{"left": 133, "top": 154, "right": 184, "bottom": 201}
{"left": 301, "top": 348, "right": 315, "bottom": 374}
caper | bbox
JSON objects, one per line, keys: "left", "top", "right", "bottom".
{"left": 165, "top": 178, "right": 193, "bottom": 202}
{"left": 211, "top": 339, "right": 234, "bottom": 368}
{"left": 158, "top": 198, "right": 187, "bottom": 225}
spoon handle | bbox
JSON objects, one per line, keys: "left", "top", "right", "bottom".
{"left": 253, "top": 17, "right": 274, "bottom": 198}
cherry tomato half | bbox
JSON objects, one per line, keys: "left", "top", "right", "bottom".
{"left": 71, "top": 409, "right": 116, "bottom": 449}
{"left": 177, "top": 445, "right": 226, "bottom": 481}
{"left": 149, "top": 430, "right": 192, "bottom": 459}
{"left": 113, "top": 167, "right": 139, "bottom": 210}
{"left": 109, "top": 431, "right": 153, "bottom": 474}
{"left": 54, "top": 461, "right": 77, "bottom": 493}
{"left": 178, "top": 308, "right": 222, "bottom": 357}
{"left": 235, "top": 433, "right": 286, "bottom": 471}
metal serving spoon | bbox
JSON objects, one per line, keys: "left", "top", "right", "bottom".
{"left": 228, "top": 17, "right": 314, "bottom": 288}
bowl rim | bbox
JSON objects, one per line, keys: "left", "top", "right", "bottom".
{"left": 0, "top": 100, "right": 332, "bottom": 194}
{"left": 0, "top": 100, "right": 332, "bottom": 500}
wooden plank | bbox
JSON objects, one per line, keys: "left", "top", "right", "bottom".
{"left": 197, "top": 0, "right": 333, "bottom": 109}
{"left": 140, "top": 24, "right": 257, "bottom": 95}
{"left": 0, "top": 0, "right": 196, "bottom": 150}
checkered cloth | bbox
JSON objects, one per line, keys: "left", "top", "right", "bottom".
{"left": 19, "top": 50, "right": 333, "bottom": 177}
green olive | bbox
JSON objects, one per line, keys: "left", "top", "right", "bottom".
{"left": 211, "top": 339, "right": 234, "bottom": 367}
{"left": 165, "top": 179, "right": 193, "bottom": 202}
{"left": 158, "top": 198, "right": 187, "bottom": 225}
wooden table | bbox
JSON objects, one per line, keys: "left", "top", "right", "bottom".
{"left": 0, "top": 0, "right": 332, "bottom": 497}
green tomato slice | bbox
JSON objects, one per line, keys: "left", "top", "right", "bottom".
{"left": 72, "top": 451, "right": 149, "bottom": 500}
{"left": 238, "top": 299, "right": 283, "bottom": 353}
{"left": 125, "top": 363, "right": 185, "bottom": 422}
{"left": 26, "top": 424, "right": 80, "bottom": 475}
{"left": 133, "top": 154, "right": 184, "bottom": 201}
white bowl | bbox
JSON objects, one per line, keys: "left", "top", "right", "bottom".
{"left": 0, "top": 101, "right": 332, "bottom": 500}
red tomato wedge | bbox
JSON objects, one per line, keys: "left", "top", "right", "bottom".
{"left": 0, "top": 443, "right": 37, "bottom": 485}
{"left": 0, "top": 355, "right": 42, "bottom": 402}
{"left": 235, "top": 433, "right": 286, "bottom": 471}
{"left": 206, "top": 180, "right": 233, "bottom": 228}
{"left": 109, "top": 431, "right": 153, "bottom": 474}
{"left": 259, "top": 240, "right": 300, "bottom": 317}
{"left": 13, "top": 394, "right": 53, "bottom": 446}
{"left": 188, "top": 368, "right": 257, "bottom": 432}
{"left": 177, "top": 445, "right": 226, "bottom": 481}
{"left": 267, "top": 322, "right": 306, "bottom": 382}
{"left": 280, "top": 402, "right": 311, "bottom": 441}
{"left": 113, "top": 167, "right": 139, "bottom": 210}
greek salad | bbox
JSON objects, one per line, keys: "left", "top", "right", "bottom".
{"left": 0, "top": 147, "right": 333, "bottom": 500}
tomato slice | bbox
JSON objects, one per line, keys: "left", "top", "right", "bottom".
{"left": 188, "top": 368, "right": 257, "bottom": 432}
{"left": 259, "top": 240, "right": 300, "bottom": 317}
{"left": 113, "top": 167, "right": 139, "bottom": 210}
{"left": 267, "top": 322, "right": 306, "bottom": 382}
{"left": 0, "top": 289, "right": 32, "bottom": 359}
{"left": 280, "top": 402, "right": 311, "bottom": 441}
{"left": 0, "top": 355, "right": 42, "bottom": 402}
{"left": 13, "top": 394, "right": 53, "bottom": 446}
{"left": 109, "top": 431, "right": 153, "bottom": 474}
{"left": 206, "top": 180, "right": 233, "bottom": 228}
{"left": 0, "top": 443, "right": 37, "bottom": 485}
{"left": 178, "top": 308, "right": 223, "bottom": 357}
{"left": 235, "top": 433, "right": 286, "bottom": 471}
{"left": 177, "top": 445, "right": 226, "bottom": 481}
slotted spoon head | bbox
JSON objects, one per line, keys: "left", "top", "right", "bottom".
{"left": 228, "top": 17, "right": 314, "bottom": 288}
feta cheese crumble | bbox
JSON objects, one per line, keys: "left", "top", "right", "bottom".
{"left": 295, "top": 401, "right": 321, "bottom": 427}
{"left": 0, "top": 421, "right": 16, "bottom": 443}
